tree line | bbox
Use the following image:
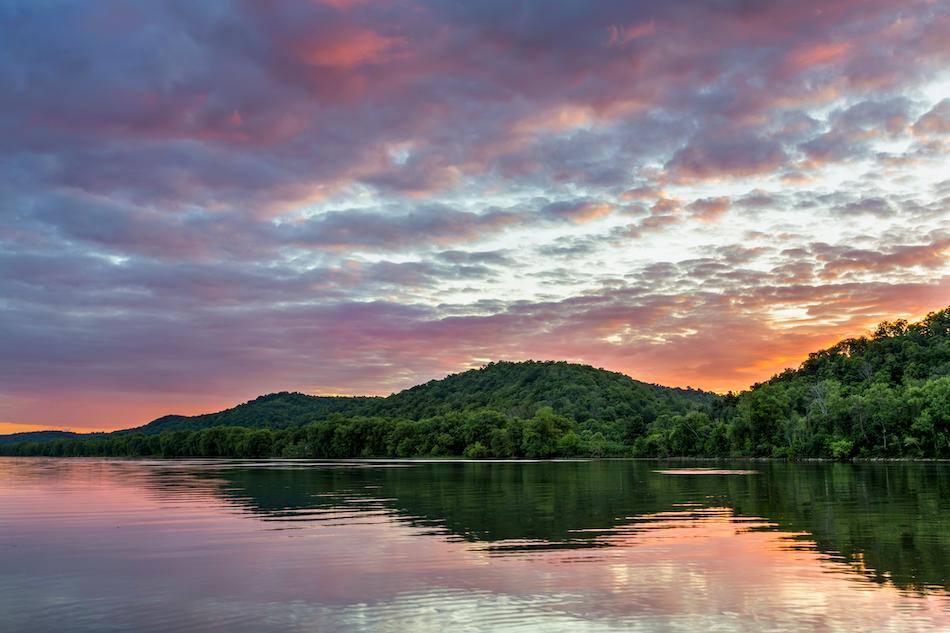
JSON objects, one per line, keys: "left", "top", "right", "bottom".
{"left": 0, "top": 408, "right": 625, "bottom": 459}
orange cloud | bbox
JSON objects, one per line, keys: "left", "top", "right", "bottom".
{"left": 568, "top": 202, "right": 613, "bottom": 223}
{"left": 819, "top": 239, "right": 950, "bottom": 280}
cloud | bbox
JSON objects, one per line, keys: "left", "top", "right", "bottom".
{"left": 621, "top": 186, "right": 665, "bottom": 201}
{"left": 539, "top": 199, "right": 614, "bottom": 224}
{"left": 0, "top": 0, "right": 948, "bottom": 427}
{"left": 286, "top": 206, "right": 525, "bottom": 252}
{"left": 665, "top": 133, "right": 787, "bottom": 183}
{"left": 816, "top": 236, "right": 950, "bottom": 280}
{"left": 787, "top": 42, "right": 852, "bottom": 72}
{"left": 606, "top": 21, "right": 656, "bottom": 47}
{"left": 435, "top": 249, "right": 514, "bottom": 267}
{"left": 799, "top": 98, "right": 915, "bottom": 165}
{"left": 293, "top": 27, "right": 403, "bottom": 69}
{"left": 913, "top": 99, "right": 950, "bottom": 138}
{"left": 621, "top": 214, "right": 681, "bottom": 239}
{"left": 686, "top": 197, "right": 731, "bottom": 222}
{"left": 833, "top": 197, "right": 895, "bottom": 218}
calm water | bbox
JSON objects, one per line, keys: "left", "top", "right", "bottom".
{"left": 2, "top": 459, "right": 950, "bottom": 632}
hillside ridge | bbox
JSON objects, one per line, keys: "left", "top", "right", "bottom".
{"left": 122, "top": 359, "right": 712, "bottom": 435}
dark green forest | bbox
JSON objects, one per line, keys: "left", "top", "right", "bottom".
{"left": 3, "top": 307, "right": 948, "bottom": 460}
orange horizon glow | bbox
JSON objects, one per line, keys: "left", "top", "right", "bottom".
{"left": 4, "top": 302, "right": 946, "bottom": 433}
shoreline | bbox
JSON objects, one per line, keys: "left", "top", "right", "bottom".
{"left": 3, "top": 455, "right": 950, "bottom": 463}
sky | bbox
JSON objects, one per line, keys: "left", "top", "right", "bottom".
{"left": 1, "top": 0, "right": 948, "bottom": 432}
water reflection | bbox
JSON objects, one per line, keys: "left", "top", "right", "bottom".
{"left": 187, "top": 459, "right": 950, "bottom": 592}
{"left": 1, "top": 458, "right": 948, "bottom": 632}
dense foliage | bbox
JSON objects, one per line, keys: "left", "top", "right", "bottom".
{"left": 698, "top": 307, "right": 950, "bottom": 459}
{"left": 0, "top": 408, "right": 623, "bottom": 459}
{"left": 634, "top": 308, "right": 950, "bottom": 458}
{"left": 2, "top": 308, "right": 948, "bottom": 459}
{"left": 360, "top": 360, "right": 714, "bottom": 423}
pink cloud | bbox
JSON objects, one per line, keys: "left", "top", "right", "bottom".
{"left": 294, "top": 28, "right": 404, "bottom": 68}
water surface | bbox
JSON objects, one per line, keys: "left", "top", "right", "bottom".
{"left": 1, "top": 458, "right": 949, "bottom": 632}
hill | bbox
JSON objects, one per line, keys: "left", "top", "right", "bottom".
{"left": 726, "top": 306, "right": 950, "bottom": 458}
{"left": 771, "top": 308, "right": 950, "bottom": 387}
{"left": 0, "top": 430, "right": 83, "bottom": 445}
{"left": 361, "top": 360, "right": 714, "bottom": 421}
{"left": 633, "top": 306, "right": 949, "bottom": 459}
{"left": 115, "top": 360, "right": 711, "bottom": 438}
{"left": 122, "top": 392, "right": 376, "bottom": 435}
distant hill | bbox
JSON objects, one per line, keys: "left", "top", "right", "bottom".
{"left": 0, "top": 430, "right": 83, "bottom": 445}
{"left": 121, "top": 392, "right": 376, "bottom": 435}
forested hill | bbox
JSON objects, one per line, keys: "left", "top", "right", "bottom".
{"left": 123, "top": 393, "right": 376, "bottom": 435}
{"left": 125, "top": 360, "right": 711, "bottom": 435}
{"left": 767, "top": 309, "right": 950, "bottom": 388}
{"left": 361, "top": 361, "right": 714, "bottom": 422}
{"left": 0, "top": 430, "right": 82, "bottom": 445}
{"left": 722, "top": 307, "right": 950, "bottom": 458}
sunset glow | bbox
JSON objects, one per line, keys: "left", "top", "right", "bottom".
{"left": 1, "top": 0, "right": 948, "bottom": 430}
